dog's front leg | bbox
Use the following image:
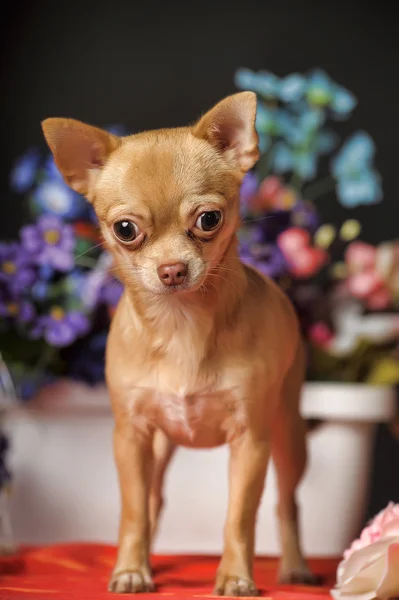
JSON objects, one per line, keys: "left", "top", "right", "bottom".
{"left": 109, "top": 423, "right": 155, "bottom": 594}
{"left": 215, "top": 432, "right": 270, "bottom": 597}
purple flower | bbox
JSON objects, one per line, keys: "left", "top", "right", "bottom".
{"left": 0, "top": 297, "right": 35, "bottom": 323}
{"left": 291, "top": 201, "right": 320, "bottom": 233}
{"left": 100, "top": 277, "right": 123, "bottom": 308}
{"left": 0, "top": 242, "right": 36, "bottom": 295}
{"left": 31, "top": 307, "right": 90, "bottom": 347}
{"left": 254, "top": 245, "right": 288, "bottom": 279}
{"left": 240, "top": 172, "right": 259, "bottom": 215}
{"left": 10, "top": 148, "right": 41, "bottom": 193}
{"left": 20, "top": 215, "right": 75, "bottom": 272}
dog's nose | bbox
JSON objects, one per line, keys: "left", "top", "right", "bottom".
{"left": 157, "top": 262, "right": 188, "bottom": 286}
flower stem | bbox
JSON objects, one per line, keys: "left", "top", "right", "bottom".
{"left": 303, "top": 176, "right": 335, "bottom": 201}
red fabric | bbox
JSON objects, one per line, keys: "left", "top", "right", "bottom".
{"left": 0, "top": 544, "right": 338, "bottom": 600}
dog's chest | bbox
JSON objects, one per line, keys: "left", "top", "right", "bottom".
{"left": 126, "top": 364, "right": 248, "bottom": 448}
{"left": 149, "top": 388, "right": 247, "bottom": 447}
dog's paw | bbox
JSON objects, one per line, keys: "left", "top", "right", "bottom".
{"left": 278, "top": 567, "right": 323, "bottom": 586}
{"left": 108, "top": 569, "right": 155, "bottom": 594}
{"left": 214, "top": 574, "right": 259, "bottom": 597}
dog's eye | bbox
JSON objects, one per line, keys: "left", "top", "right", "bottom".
{"left": 113, "top": 220, "right": 139, "bottom": 242}
{"left": 195, "top": 211, "right": 222, "bottom": 232}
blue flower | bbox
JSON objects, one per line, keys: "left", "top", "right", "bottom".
{"left": 10, "top": 148, "right": 41, "bottom": 193}
{"left": 331, "top": 132, "right": 382, "bottom": 207}
{"left": 44, "top": 155, "right": 64, "bottom": 181}
{"left": 331, "top": 131, "right": 374, "bottom": 178}
{"left": 337, "top": 171, "right": 382, "bottom": 208}
{"left": 272, "top": 142, "right": 317, "bottom": 180}
{"left": 255, "top": 104, "right": 281, "bottom": 151}
{"left": 104, "top": 124, "right": 127, "bottom": 136}
{"left": 235, "top": 69, "right": 307, "bottom": 104}
{"left": 31, "top": 180, "right": 88, "bottom": 220}
{"left": 278, "top": 109, "right": 325, "bottom": 146}
{"left": 235, "top": 68, "right": 280, "bottom": 100}
{"left": 306, "top": 69, "right": 357, "bottom": 118}
{"left": 278, "top": 74, "right": 307, "bottom": 103}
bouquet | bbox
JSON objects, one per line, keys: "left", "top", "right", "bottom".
{"left": 1, "top": 72, "right": 399, "bottom": 402}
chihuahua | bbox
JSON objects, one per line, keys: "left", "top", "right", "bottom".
{"left": 42, "top": 92, "right": 317, "bottom": 595}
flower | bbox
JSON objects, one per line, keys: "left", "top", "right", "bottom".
{"left": 10, "top": 148, "right": 40, "bottom": 193}
{"left": 0, "top": 298, "right": 35, "bottom": 323}
{"left": 235, "top": 68, "right": 307, "bottom": 104}
{"left": 31, "top": 307, "right": 90, "bottom": 347}
{"left": 100, "top": 277, "right": 124, "bottom": 308}
{"left": 247, "top": 176, "right": 297, "bottom": 213}
{"left": 278, "top": 227, "right": 328, "bottom": 278}
{"left": 273, "top": 110, "right": 336, "bottom": 181}
{"left": 331, "top": 132, "right": 382, "bottom": 207}
{"left": 0, "top": 242, "right": 36, "bottom": 295}
{"left": 331, "top": 503, "right": 399, "bottom": 600}
{"left": 255, "top": 104, "right": 281, "bottom": 152}
{"left": 21, "top": 215, "right": 75, "bottom": 272}
{"left": 344, "top": 242, "right": 392, "bottom": 310}
{"left": 306, "top": 69, "right": 357, "bottom": 117}
{"left": 103, "top": 124, "right": 126, "bottom": 136}
{"left": 31, "top": 180, "right": 88, "bottom": 220}
{"left": 240, "top": 172, "right": 259, "bottom": 215}
{"left": 309, "top": 321, "right": 334, "bottom": 348}
{"left": 291, "top": 201, "right": 319, "bottom": 232}
{"left": 235, "top": 68, "right": 279, "bottom": 100}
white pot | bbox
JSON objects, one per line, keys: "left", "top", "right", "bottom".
{"left": 5, "top": 380, "right": 396, "bottom": 557}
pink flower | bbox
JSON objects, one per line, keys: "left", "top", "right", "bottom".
{"left": 345, "top": 242, "right": 392, "bottom": 310}
{"left": 331, "top": 503, "right": 399, "bottom": 600}
{"left": 251, "top": 176, "right": 297, "bottom": 211}
{"left": 309, "top": 322, "right": 334, "bottom": 348}
{"left": 277, "top": 227, "right": 328, "bottom": 279}
{"left": 345, "top": 241, "right": 377, "bottom": 272}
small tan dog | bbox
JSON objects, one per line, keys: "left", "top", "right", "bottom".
{"left": 42, "top": 92, "right": 317, "bottom": 595}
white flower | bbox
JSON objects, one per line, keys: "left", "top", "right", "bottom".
{"left": 331, "top": 503, "right": 399, "bottom": 599}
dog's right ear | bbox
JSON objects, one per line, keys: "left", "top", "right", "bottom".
{"left": 41, "top": 118, "right": 121, "bottom": 201}
{"left": 192, "top": 92, "right": 259, "bottom": 176}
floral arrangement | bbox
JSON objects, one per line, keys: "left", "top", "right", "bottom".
{"left": 331, "top": 502, "right": 399, "bottom": 599}
{"left": 0, "top": 126, "right": 124, "bottom": 399}
{"left": 1, "top": 71, "right": 399, "bottom": 402}
{"left": 236, "top": 68, "right": 399, "bottom": 385}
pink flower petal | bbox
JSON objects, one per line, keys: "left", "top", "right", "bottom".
{"left": 258, "top": 176, "right": 282, "bottom": 200}
{"left": 348, "top": 272, "right": 384, "bottom": 299}
{"left": 277, "top": 227, "right": 310, "bottom": 256}
{"left": 345, "top": 242, "right": 377, "bottom": 272}
{"left": 367, "top": 287, "right": 392, "bottom": 310}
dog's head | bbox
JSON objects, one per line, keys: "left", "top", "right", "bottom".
{"left": 42, "top": 93, "right": 259, "bottom": 295}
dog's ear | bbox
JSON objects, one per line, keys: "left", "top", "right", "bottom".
{"left": 192, "top": 91, "right": 259, "bottom": 175}
{"left": 41, "top": 118, "right": 121, "bottom": 200}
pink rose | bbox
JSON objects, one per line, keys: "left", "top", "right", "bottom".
{"left": 331, "top": 503, "right": 399, "bottom": 600}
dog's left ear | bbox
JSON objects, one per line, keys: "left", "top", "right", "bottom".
{"left": 41, "top": 118, "right": 121, "bottom": 200}
{"left": 192, "top": 91, "right": 259, "bottom": 175}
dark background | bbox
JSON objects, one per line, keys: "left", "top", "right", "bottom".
{"left": 1, "top": 0, "right": 398, "bottom": 525}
